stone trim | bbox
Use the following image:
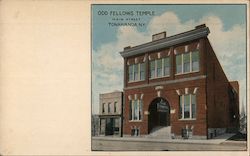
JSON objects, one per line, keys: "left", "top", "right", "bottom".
{"left": 193, "top": 87, "right": 198, "bottom": 94}
{"left": 120, "top": 27, "right": 210, "bottom": 58}
{"left": 124, "top": 75, "right": 206, "bottom": 90}
{"left": 176, "top": 89, "right": 181, "bottom": 95}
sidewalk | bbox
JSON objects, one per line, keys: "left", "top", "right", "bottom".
{"left": 93, "top": 133, "right": 239, "bottom": 145}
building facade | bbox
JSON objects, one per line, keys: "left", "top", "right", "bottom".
{"left": 99, "top": 91, "right": 123, "bottom": 136}
{"left": 91, "top": 114, "right": 99, "bottom": 136}
{"left": 119, "top": 24, "right": 239, "bottom": 139}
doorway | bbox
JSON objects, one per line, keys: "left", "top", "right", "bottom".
{"left": 148, "top": 98, "right": 170, "bottom": 133}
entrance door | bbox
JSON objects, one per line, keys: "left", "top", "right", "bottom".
{"left": 159, "top": 112, "right": 167, "bottom": 126}
{"left": 105, "top": 118, "right": 114, "bottom": 135}
{"left": 148, "top": 98, "right": 170, "bottom": 133}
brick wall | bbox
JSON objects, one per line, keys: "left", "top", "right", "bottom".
{"left": 123, "top": 78, "right": 207, "bottom": 137}
{"left": 205, "top": 38, "right": 239, "bottom": 130}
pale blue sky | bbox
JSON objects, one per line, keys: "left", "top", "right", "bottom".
{"left": 92, "top": 4, "right": 246, "bottom": 50}
{"left": 92, "top": 4, "right": 247, "bottom": 114}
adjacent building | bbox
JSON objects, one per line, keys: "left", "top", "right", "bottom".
{"left": 99, "top": 91, "right": 123, "bottom": 136}
{"left": 119, "top": 24, "right": 239, "bottom": 139}
{"left": 91, "top": 114, "right": 99, "bottom": 136}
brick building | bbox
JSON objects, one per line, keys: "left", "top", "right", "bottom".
{"left": 119, "top": 24, "right": 239, "bottom": 139}
{"left": 99, "top": 91, "right": 123, "bottom": 136}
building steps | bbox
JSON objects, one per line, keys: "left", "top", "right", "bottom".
{"left": 147, "top": 126, "right": 172, "bottom": 139}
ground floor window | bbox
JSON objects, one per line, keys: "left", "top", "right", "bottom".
{"left": 179, "top": 94, "right": 196, "bottom": 119}
{"left": 99, "top": 118, "right": 120, "bottom": 136}
{"left": 129, "top": 99, "right": 143, "bottom": 121}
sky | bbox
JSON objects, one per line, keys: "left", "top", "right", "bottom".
{"left": 92, "top": 4, "right": 247, "bottom": 115}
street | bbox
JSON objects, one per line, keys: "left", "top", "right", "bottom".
{"left": 92, "top": 137, "right": 247, "bottom": 151}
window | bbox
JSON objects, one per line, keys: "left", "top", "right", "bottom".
{"left": 131, "top": 128, "right": 140, "bottom": 136}
{"left": 133, "top": 100, "right": 138, "bottom": 120}
{"left": 128, "top": 65, "right": 133, "bottom": 81}
{"left": 179, "top": 94, "right": 196, "bottom": 119}
{"left": 150, "top": 57, "right": 170, "bottom": 79}
{"left": 179, "top": 96, "right": 182, "bottom": 118}
{"left": 184, "top": 95, "right": 190, "bottom": 118}
{"left": 134, "top": 64, "right": 138, "bottom": 80}
{"left": 176, "top": 54, "right": 182, "bottom": 74}
{"left": 183, "top": 53, "right": 190, "bottom": 73}
{"left": 129, "top": 101, "right": 132, "bottom": 120}
{"left": 157, "top": 59, "right": 162, "bottom": 77}
{"left": 114, "top": 102, "right": 117, "bottom": 113}
{"left": 102, "top": 103, "right": 105, "bottom": 113}
{"left": 129, "top": 99, "right": 143, "bottom": 121}
{"left": 192, "top": 51, "right": 199, "bottom": 71}
{"left": 140, "top": 63, "right": 145, "bottom": 80}
{"left": 128, "top": 63, "right": 145, "bottom": 82}
{"left": 191, "top": 94, "right": 196, "bottom": 118}
{"left": 175, "top": 50, "right": 199, "bottom": 74}
{"left": 150, "top": 60, "right": 155, "bottom": 78}
{"left": 108, "top": 103, "right": 111, "bottom": 113}
{"left": 163, "top": 57, "right": 170, "bottom": 76}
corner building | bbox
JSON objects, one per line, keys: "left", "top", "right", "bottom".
{"left": 119, "top": 24, "right": 239, "bottom": 139}
{"left": 99, "top": 91, "right": 123, "bottom": 137}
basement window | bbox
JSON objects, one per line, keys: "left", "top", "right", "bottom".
{"left": 131, "top": 128, "right": 140, "bottom": 136}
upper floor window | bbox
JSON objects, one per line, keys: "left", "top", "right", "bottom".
{"left": 192, "top": 51, "right": 199, "bottom": 71}
{"left": 179, "top": 94, "right": 196, "bottom": 119}
{"left": 175, "top": 50, "right": 199, "bottom": 74}
{"left": 128, "top": 63, "right": 145, "bottom": 82}
{"left": 140, "top": 63, "right": 145, "bottom": 80}
{"left": 102, "top": 103, "right": 105, "bottom": 113}
{"left": 150, "top": 57, "right": 170, "bottom": 79}
{"left": 129, "top": 99, "right": 143, "bottom": 121}
{"left": 108, "top": 103, "right": 111, "bottom": 113}
{"left": 114, "top": 102, "right": 117, "bottom": 113}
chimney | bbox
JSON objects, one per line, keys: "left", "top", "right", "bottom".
{"left": 124, "top": 46, "right": 131, "bottom": 50}
{"left": 195, "top": 24, "right": 206, "bottom": 29}
{"left": 152, "top": 31, "right": 166, "bottom": 41}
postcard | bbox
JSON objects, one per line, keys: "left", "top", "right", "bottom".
{"left": 91, "top": 3, "right": 248, "bottom": 152}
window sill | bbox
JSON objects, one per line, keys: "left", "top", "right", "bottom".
{"left": 129, "top": 120, "right": 142, "bottom": 122}
{"left": 128, "top": 80, "right": 145, "bottom": 83}
{"left": 149, "top": 75, "right": 170, "bottom": 80}
{"left": 100, "top": 113, "right": 121, "bottom": 115}
{"left": 175, "top": 70, "right": 199, "bottom": 76}
{"left": 179, "top": 118, "right": 196, "bottom": 121}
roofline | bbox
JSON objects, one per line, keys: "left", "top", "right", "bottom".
{"left": 119, "top": 26, "right": 210, "bottom": 58}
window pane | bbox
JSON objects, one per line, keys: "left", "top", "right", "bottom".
{"left": 134, "top": 100, "right": 138, "bottom": 120}
{"left": 183, "top": 53, "right": 190, "bottom": 73}
{"left": 191, "top": 94, "right": 196, "bottom": 118}
{"left": 179, "top": 96, "right": 182, "bottom": 119}
{"left": 150, "top": 61, "right": 155, "bottom": 78}
{"left": 134, "top": 64, "right": 138, "bottom": 80}
{"left": 140, "top": 63, "right": 145, "bottom": 80}
{"left": 139, "top": 100, "right": 143, "bottom": 120}
{"left": 184, "top": 95, "right": 190, "bottom": 118}
{"left": 164, "top": 57, "right": 170, "bottom": 76}
{"left": 129, "top": 101, "right": 132, "bottom": 120}
{"left": 131, "top": 129, "right": 135, "bottom": 136}
{"left": 157, "top": 59, "right": 162, "bottom": 77}
{"left": 102, "top": 103, "right": 105, "bottom": 113}
{"left": 114, "top": 102, "right": 117, "bottom": 113}
{"left": 176, "top": 55, "right": 182, "bottom": 74}
{"left": 129, "top": 65, "right": 133, "bottom": 81}
{"left": 108, "top": 103, "right": 111, "bottom": 113}
{"left": 192, "top": 51, "right": 199, "bottom": 71}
